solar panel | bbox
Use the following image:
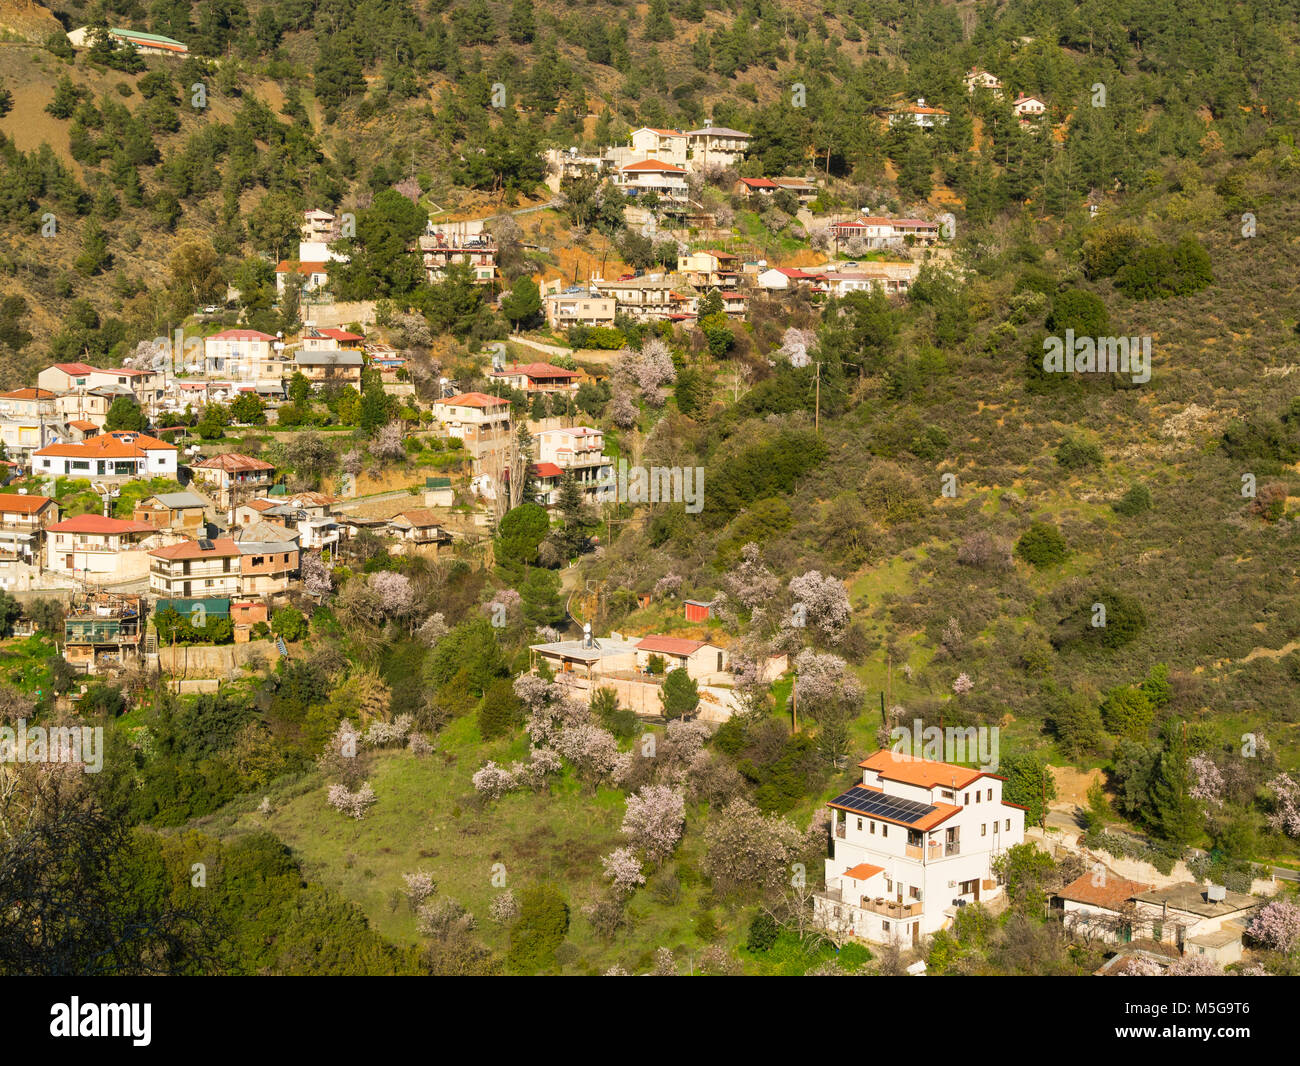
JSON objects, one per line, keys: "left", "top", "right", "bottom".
{"left": 198, "top": 538, "right": 214, "bottom": 551}
{"left": 830, "top": 787, "right": 937, "bottom": 825}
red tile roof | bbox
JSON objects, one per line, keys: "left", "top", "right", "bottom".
{"left": 1057, "top": 872, "right": 1152, "bottom": 911}
{"left": 621, "top": 159, "right": 687, "bottom": 173}
{"left": 843, "top": 863, "right": 885, "bottom": 881}
{"left": 149, "top": 537, "right": 241, "bottom": 560}
{"left": 636, "top": 635, "right": 708, "bottom": 656}
{"left": 739, "top": 177, "right": 780, "bottom": 189}
{"left": 47, "top": 514, "right": 153, "bottom": 535}
{"left": 193, "top": 453, "right": 274, "bottom": 472}
{"left": 531, "top": 462, "right": 563, "bottom": 478}
{"left": 49, "top": 362, "right": 98, "bottom": 375}
{"left": 491, "top": 363, "right": 579, "bottom": 380}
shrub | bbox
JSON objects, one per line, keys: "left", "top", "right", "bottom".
{"left": 1015, "top": 522, "right": 1068, "bottom": 568}
{"left": 1112, "top": 484, "right": 1151, "bottom": 516}
{"left": 746, "top": 911, "right": 779, "bottom": 953}
{"left": 1055, "top": 436, "right": 1103, "bottom": 471}
{"left": 271, "top": 607, "right": 309, "bottom": 643}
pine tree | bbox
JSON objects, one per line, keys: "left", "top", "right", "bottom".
{"left": 1149, "top": 727, "right": 1202, "bottom": 847}
{"left": 507, "top": 0, "right": 535, "bottom": 43}
{"left": 644, "top": 0, "right": 673, "bottom": 42}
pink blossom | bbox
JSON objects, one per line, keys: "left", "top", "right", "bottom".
{"left": 601, "top": 846, "right": 647, "bottom": 896}
{"left": 621, "top": 785, "right": 686, "bottom": 864}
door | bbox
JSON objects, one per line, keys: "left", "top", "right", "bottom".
{"left": 183, "top": 581, "right": 191, "bottom": 597}
{"left": 911, "top": 923, "right": 919, "bottom": 949}
{"left": 65, "top": 554, "right": 74, "bottom": 569}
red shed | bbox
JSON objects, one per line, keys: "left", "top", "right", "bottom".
{"left": 684, "top": 599, "right": 713, "bottom": 623}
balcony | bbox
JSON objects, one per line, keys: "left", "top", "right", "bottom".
{"left": 946, "top": 841, "right": 961, "bottom": 857}
{"left": 861, "top": 898, "right": 923, "bottom": 919}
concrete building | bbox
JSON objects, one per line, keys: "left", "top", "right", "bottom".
{"left": 0, "top": 493, "right": 59, "bottom": 563}
{"left": 685, "top": 126, "right": 751, "bottom": 170}
{"left": 544, "top": 290, "right": 617, "bottom": 330}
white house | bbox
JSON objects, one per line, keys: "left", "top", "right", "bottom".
{"left": 815, "top": 750, "right": 1026, "bottom": 947}
{"left": 45, "top": 514, "right": 158, "bottom": 579}
{"left": 1013, "top": 94, "right": 1048, "bottom": 119}
{"left": 964, "top": 68, "right": 1003, "bottom": 96}
{"left": 614, "top": 160, "right": 689, "bottom": 203}
{"left": 887, "top": 99, "right": 950, "bottom": 128}
{"left": 32, "top": 431, "right": 178, "bottom": 480}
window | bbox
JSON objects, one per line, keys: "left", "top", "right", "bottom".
{"left": 205, "top": 579, "right": 213, "bottom": 588}
{"left": 881, "top": 824, "right": 887, "bottom": 838}
{"left": 909, "top": 885, "right": 920, "bottom": 900}
{"left": 1005, "top": 819, "right": 1011, "bottom": 831}
{"left": 252, "top": 557, "right": 264, "bottom": 566}
{"left": 869, "top": 821, "right": 875, "bottom": 835}
{"left": 987, "top": 788, "right": 993, "bottom": 801}
{"left": 981, "top": 823, "right": 987, "bottom": 836}
{"left": 856, "top": 818, "right": 862, "bottom": 831}
{"left": 975, "top": 792, "right": 980, "bottom": 803}
{"left": 964, "top": 792, "right": 969, "bottom": 805}
{"left": 885, "top": 879, "right": 892, "bottom": 893}
{"left": 941, "top": 789, "right": 954, "bottom": 801}
{"left": 882, "top": 921, "right": 890, "bottom": 934}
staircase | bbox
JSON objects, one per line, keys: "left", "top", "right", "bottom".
{"left": 275, "top": 635, "right": 288, "bottom": 658}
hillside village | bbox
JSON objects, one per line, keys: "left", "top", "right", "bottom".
{"left": 0, "top": 0, "right": 1297, "bottom": 987}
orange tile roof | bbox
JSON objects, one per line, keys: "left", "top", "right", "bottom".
{"left": 34, "top": 432, "right": 176, "bottom": 459}
{"left": 209, "top": 329, "right": 276, "bottom": 341}
{"left": 439, "top": 392, "right": 509, "bottom": 408}
{"left": 49, "top": 362, "right": 97, "bottom": 375}
{"left": 860, "top": 749, "right": 993, "bottom": 789}
{"left": 843, "top": 863, "right": 885, "bottom": 881}
{"left": 149, "top": 537, "right": 241, "bottom": 560}
{"left": 0, "top": 494, "right": 55, "bottom": 514}
{"left": 0, "top": 388, "right": 57, "bottom": 400}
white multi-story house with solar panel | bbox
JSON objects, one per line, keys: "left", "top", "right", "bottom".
{"left": 814, "top": 750, "right": 1026, "bottom": 947}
